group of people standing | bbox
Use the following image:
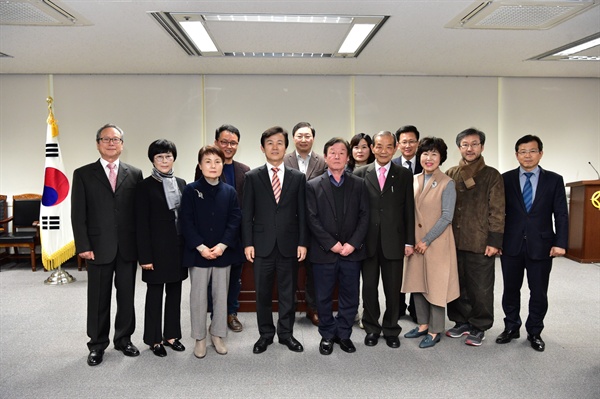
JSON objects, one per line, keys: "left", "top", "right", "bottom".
{"left": 71, "top": 121, "right": 568, "bottom": 367}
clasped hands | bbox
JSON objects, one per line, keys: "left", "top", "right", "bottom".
{"left": 331, "top": 242, "right": 355, "bottom": 257}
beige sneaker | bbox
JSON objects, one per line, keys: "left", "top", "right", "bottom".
{"left": 211, "top": 335, "right": 228, "bottom": 355}
{"left": 194, "top": 339, "right": 206, "bottom": 359}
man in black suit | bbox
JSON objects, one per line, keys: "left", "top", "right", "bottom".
{"left": 283, "top": 121, "right": 326, "bottom": 326}
{"left": 195, "top": 124, "right": 250, "bottom": 332}
{"left": 391, "top": 125, "right": 421, "bottom": 322}
{"left": 242, "top": 126, "right": 308, "bottom": 354}
{"left": 354, "top": 130, "right": 415, "bottom": 349}
{"left": 496, "top": 135, "right": 568, "bottom": 352}
{"left": 306, "top": 137, "right": 369, "bottom": 355}
{"left": 71, "top": 123, "right": 143, "bottom": 366}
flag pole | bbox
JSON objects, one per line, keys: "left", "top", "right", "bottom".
{"left": 43, "top": 74, "right": 76, "bottom": 285}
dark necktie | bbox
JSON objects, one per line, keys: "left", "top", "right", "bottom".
{"left": 523, "top": 172, "right": 533, "bottom": 212}
{"left": 406, "top": 160, "right": 412, "bottom": 174}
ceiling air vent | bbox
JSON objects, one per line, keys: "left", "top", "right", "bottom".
{"left": 0, "top": 0, "right": 90, "bottom": 26}
{"left": 446, "top": 0, "right": 598, "bottom": 30}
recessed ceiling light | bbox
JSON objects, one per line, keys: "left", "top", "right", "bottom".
{"left": 149, "top": 12, "right": 388, "bottom": 58}
{"left": 529, "top": 32, "right": 600, "bottom": 61}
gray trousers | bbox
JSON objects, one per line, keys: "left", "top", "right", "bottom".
{"left": 190, "top": 266, "right": 231, "bottom": 340}
{"left": 413, "top": 293, "right": 445, "bottom": 334}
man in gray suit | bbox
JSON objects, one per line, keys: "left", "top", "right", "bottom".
{"left": 72, "top": 123, "right": 143, "bottom": 366}
{"left": 283, "top": 121, "right": 326, "bottom": 326}
{"left": 354, "top": 131, "right": 415, "bottom": 349}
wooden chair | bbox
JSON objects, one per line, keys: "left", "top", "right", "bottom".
{"left": 0, "top": 194, "right": 42, "bottom": 271}
{"left": 0, "top": 195, "right": 8, "bottom": 262}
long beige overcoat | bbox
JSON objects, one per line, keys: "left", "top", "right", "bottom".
{"left": 402, "top": 168, "right": 460, "bottom": 307}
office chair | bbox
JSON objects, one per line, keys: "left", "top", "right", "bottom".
{"left": 0, "top": 194, "right": 42, "bottom": 271}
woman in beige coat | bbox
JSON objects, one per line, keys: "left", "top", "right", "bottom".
{"left": 402, "top": 137, "right": 460, "bottom": 348}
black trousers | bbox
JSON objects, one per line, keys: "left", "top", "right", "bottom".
{"left": 86, "top": 253, "right": 137, "bottom": 351}
{"left": 447, "top": 250, "right": 495, "bottom": 331}
{"left": 501, "top": 246, "right": 553, "bottom": 335}
{"left": 143, "top": 281, "right": 183, "bottom": 346}
{"left": 361, "top": 242, "right": 403, "bottom": 337}
{"left": 254, "top": 247, "right": 298, "bottom": 340}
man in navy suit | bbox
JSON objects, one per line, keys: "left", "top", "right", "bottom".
{"left": 242, "top": 126, "right": 308, "bottom": 354}
{"left": 496, "top": 135, "right": 568, "bottom": 352}
{"left": 391, "top": 125, "right": 422, "bottom": 322}
{"left": 306, "top": 137, "right": 369, "bottom": 355}
{"left": 72, "top": 124, "right": 143, "bottom": 366}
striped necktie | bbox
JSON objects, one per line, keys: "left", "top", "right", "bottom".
{"left": 272, "top": 167, "right": 281, "bottom": 203}
{"left": 523, "top": 172, "right": 533, "bottom": 212}
{"left": 107, "top": 163, "right": 117, "bottom": 192}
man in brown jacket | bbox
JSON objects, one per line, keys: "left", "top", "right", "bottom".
{"left": 445, "top": 128, "right": 505, "bottom": 346}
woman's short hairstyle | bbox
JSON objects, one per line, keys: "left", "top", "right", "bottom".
{"left": 197, "top": 145, "right": 225, "bottom": 163}
{"left": 148, "top": 139, "right": 177, "bottom": 162}
{"left": 347, "top": 133, "right": 375, "bottom": 170}
{"left": 416, "top": 137, "right": 448, "bottom": 166}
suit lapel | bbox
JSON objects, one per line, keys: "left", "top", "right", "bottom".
{"left": 319, "top": 174, "right": 336, "bottom": 215}
{"left": 365, "top": 164, "right": 380, "bottom": 192}
{"left": 280, "top": 166, "right": 294, "bottom": 202}
{"left": 530, "top": 167, "right": 547, "bottom": 212}
{"left": 306, "top": 153, "right": 319, "bottom": 178}
{"left": 115, "top": 163, "right": 129, "bottom": 192}
{"left": 510, "top": 168, "right": 527, "bottom": 212}
{"left": 93, "top": 160, "right": 113, "bottom": 191}
{"left": 257, "top": 165, "right": 277, "bottom": 205}
{"left": 286, "top": 153, "right": 299, "bottom": 170}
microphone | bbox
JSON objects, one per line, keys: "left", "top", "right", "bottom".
{"left": 589, "top": 162, "right": 600, "bottom": 179}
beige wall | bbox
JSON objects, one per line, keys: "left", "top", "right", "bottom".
{"left": 1, "top": 74, "right": 598, "bottom": 201}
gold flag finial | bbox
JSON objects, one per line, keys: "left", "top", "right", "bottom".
{"left": 46, "top": 97, "right": 59, "bottom": 137}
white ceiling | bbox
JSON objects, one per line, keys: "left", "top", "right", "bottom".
{"left": 1, "top": 0, "right": 599, "bottom": 77}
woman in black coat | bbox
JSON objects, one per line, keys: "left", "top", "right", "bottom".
{"left": 136, "top": 139, "right": 188, "bottom": 357}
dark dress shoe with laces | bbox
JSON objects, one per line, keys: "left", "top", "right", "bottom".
{"left": 164, "top": 339, "right": 185, "bottom": 352}
{"left": 384, "top": 336, "right": 401, "bottom": 348}
{"left": 527, "top": 334, "right": 545, "bottom": 352}
{"left": 319, "top": 338, "right": 334, "bottom": 355}
{"left": 150, "top": 344, "right": 167, "bottom": 357}
{"left": 364, "top": 333, "right": 379, "bottom": 346}
{"left": 253, "top": 337, "right": 274, "bottom": 354}
{"left": 115, "top": 342, "right": 140, "bottom": 357}
{"left": 334, "top": 337, "right": 356, "bottom": 353}
{"left": 280, "top": 336, "right": 304, "bottom": 352}
{"left": 87, "top": 350, "right": 104, "bottom": 366}
{"left": 496, "top": 329, "right": 520, "bottom": 344}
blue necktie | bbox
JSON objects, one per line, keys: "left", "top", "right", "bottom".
{"left": 523, "top": 172, "right": 533, "bottom": 213}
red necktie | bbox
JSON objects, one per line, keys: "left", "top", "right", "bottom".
{"left": 271, "top": 167, "right": 281, "bottom": 203}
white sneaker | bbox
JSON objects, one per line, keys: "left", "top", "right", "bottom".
{"left": 211, "top": 335, "right": 228, "bottom": 355}
{"left": 194, "top": 339, "right": 206, "bottom": 358}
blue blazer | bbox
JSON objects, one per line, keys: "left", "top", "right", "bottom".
{"left": 502, "top": 166, "right": 568, "bottom": 260}
{"left": 180, "top": 177, "right": 244, "bottom": 268}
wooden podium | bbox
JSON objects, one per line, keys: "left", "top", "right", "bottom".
{"left": 565, "top": 180, "right": 600, "bottom": 263}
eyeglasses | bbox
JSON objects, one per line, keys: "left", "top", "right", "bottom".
{"left": 154, "top": 154, "right": 174, "bottom": 162}
{"left": 218, "top": 140, "right": 239, "bottom": 148}
{"left": 399, "top": 140, "right": 418, "bottom": 146}
{"left": 98, "top": 137, "right": 123, "bottom": 144}
{"left": 517, "top": 149, "right": 540, "bottom": 155}
{"left": 459, "top": 142, "right": 481, "bottom": 149}
{"left": 294, "top": 134, "right": 313, "bottom": 141}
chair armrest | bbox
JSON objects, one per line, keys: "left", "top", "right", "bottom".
{"left": 0, "top": 216, "right": 13, "bottom": 224}
{"left": 32, "top": 221, "right": 39, "bottom": 227}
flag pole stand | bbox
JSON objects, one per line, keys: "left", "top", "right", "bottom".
{"left": 44, "top": 265, "right": 76, "bottom": 285}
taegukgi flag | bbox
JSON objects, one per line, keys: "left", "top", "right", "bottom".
{"left": 40, "top": 101, "right": 75, "bottom": 270}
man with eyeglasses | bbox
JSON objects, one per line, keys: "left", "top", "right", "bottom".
{"left": 194, "top": 124, "right": 250, "bottom": 333}
{"left": 392, "top": 125, "right": 422, "bottom": 323}
{"left": 283, "top": 122, "right": 326, "bottom": 326}
{"left": 496, "top": 135, "right": 568, "bottom": 352}
{"left": 72, "top": 123, "right": 143, "bottom": 366}
{"left": 445, "top": 128, "right": 505, "bottom": 347}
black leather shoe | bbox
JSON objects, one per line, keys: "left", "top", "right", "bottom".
{"left": 364, "top": 333, "right": 379, "bottom": 347}
{"left": 87, "top": 350, "right": 104, "bottom": 366}
{"left": 527, "top": 334, "right": 545, "bottom": 352}
{"left": 334, "top": 336, "right": 356, "bottom": 353}
{"left": 384, "top": 335, "right": 401, "bottom": 348}
{"left": 319, "top": 338, "right": 334, "bottom": 355}
{"left": 279, "top": 336, "right": 304, "bottom": 352}
{"left": 150, "top": 344, "right": 167, "bottom": 357}
{"left": 496, "top": 329, "right": 520, "bottom": 344}
{"left": 164, "top": 339, "right": 185, "bottom": 352}
{"left": 253, "top": 337, "right": 273, "bottom": 354}
{"left": 115, "top": 342, "right": 140, "bottom": 357}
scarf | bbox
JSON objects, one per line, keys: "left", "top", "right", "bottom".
{"left": 151, "top": 167, "right": 182, "bottom": 230}
{"left": 458, "top": 156, "right": 486, "bottom": 190}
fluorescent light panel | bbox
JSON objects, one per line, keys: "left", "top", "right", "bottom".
{"left": 338, "top": 23, "right": 376, "bottom": 54}
{"left": 179, "top": 20, "right": 218, "bottom": 52}
{"left": 529, "top": 32, "right": 600, "bottom": 61}
{"left": 203, "top": 14, "right": 353, "bottom": 24}
{"left": 554, "top": 37, "right": 600, "bottom": 56}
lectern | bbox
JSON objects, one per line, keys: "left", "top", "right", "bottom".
{"left": 565, "top": 180, "right": 600, "bottom": 263}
